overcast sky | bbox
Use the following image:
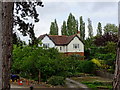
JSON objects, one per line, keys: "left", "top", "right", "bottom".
{"left": 19, "top": 1, "right": 118, "bottom": 42}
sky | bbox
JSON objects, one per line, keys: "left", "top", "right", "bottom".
{"left": 19, "top": 0, "right": 118, "bottom": 42}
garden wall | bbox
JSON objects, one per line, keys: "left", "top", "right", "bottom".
{"left": 94, "top": 70, "right": 114, "bottom": 79}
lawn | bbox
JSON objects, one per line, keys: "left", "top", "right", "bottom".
{"left": 71, "top": 75, "right": 113, "bottom": 89}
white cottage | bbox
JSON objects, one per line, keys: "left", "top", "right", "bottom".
{"left": 38, "top": 32, "right": 84, "bottom": 56}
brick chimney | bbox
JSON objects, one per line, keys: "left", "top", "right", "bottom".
{"left": 77, "top": 31, "right": 80, "bottom": 37}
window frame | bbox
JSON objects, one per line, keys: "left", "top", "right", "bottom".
{"left": 73, "top": 44, "right": 79, "bottom": 49}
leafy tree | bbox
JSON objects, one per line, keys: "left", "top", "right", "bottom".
{"left": 61, "top": 21, "right": 67, "bottom": 35}
{"left": 14, "top": 2, "right": 44, "bottom": 45}
{"left": 13, "top": 33, "right": 26, "bottom": 46}
{"left": 94, "top": 33, "right": 118, "bottom": 46}
{"left": 104, "top": 24, "right": 118, "bottom": 35}
{"left": 97, "top": 22, "right": 102, "bottom": 36}
{"left": 67, "top": 13, "right": 78, "bottom": 36}
{"left": 0, "top": 1, "right": 44, "bottom": 89}
{"left": 80, "top": 16, "right": 85, "bottom": 40}
{"left": 88, "top": 18, "right": 93, "bottom": 38}
{"left": 105, "top": 41, "right": 117, "bottom": 53}
{"left": 49, "top": 19, "right": 59, "bottom": 35}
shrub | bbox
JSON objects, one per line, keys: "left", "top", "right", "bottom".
{"left": 91, "top": 59, "right": 102, "bottom": 67}
{"left": 81, "top": 61, "right": 96, "bottom": 73}
{"left": 47, "top": 76, "right": 65, "bottom": 86}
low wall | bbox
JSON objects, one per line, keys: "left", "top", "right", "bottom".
{"left": 94, "top": 70, "right": 114, "bottom": 79}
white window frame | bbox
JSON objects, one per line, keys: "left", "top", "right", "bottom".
{"left": 73, "top": 44, "right": 79, "bottom": 49}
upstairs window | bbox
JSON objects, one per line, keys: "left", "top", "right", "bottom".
{"left": 73, "top": 44, "right": 79, "bottom": 49}
{"left": 43, "top": 43, "right": 49, "bottom": 48}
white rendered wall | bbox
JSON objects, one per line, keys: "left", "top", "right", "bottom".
{"left": 67, "top": 37, "right": 84, "bottom": 52}
{"left": 41, "top": 36, "right": 55, "bottom": 47}
{"left": 56, "top": 46, "right": 67, "bottom": 53}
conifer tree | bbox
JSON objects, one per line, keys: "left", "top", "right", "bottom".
{"left": 54, "top": 19, "right": 59, "bottom": 35}
{"left": 80, "top": 16, "right": 85, "bottom": 40}
{"left": 67, "top": 13, "right": 78, "bottom": 36}
{"left": 61, "top": 21, "right": 67, "bottom": 35}
{"left": 97, "top": 22, "right": 102, "bottom": 36}
{"left": 49, "top": 19, "right": 59, "bottom": 35}
{"left": 88, "top": 18, "right": 93, "bottom": 38}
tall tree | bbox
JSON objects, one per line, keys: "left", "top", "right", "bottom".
{"left": 0, "top": 1, "right": 43, "bottom": 89}
{"left": 104, "top": 24, "right": 118, "bottom": 35}
{"left": 49, "top": 19, "right": 59, "bottom": 35}
{"left": 88, "top": 18, "right": 93, "bottom": 38}
{"left": 54, "top": 19, "right": 59, "bottom": 35}
{"left": 0, "top": 2, "right": 14, "bottom": 89}
{"left": 80, "top": 16, "right": 85, "bottom": 40}
{"left": 61, "top": 21, "right": 67, "bottom": 35}
{"left": 67, "top": 13, "right": 78, "bottom": 36}
{"left": 97, "top": 22, "right": 102, "bottom": 36}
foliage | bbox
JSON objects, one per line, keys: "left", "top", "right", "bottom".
{"left": 97, "top": 22, "right": 102, "bottom": 36}
{"left": 104, "top": 41, "right": 117, "bottom": 53}
{"left": 47, "top": 76, "right": 65, "bottom": 86}
{"left": 49, "top": 19, "right": 59, "bottom": 35}
{"left": 82, "top": 81, "right": 112, "bottom": 89}
{"left": 91, "top": 59, "right": 102, "bottom": 67}
{"left": 61, "top": 21, "right": 67, "bottom": 35}
{"left": 67, "top": 13, "right": 78, "bottom": 36}
{"left": 12, "top": 45, "right": 96, "bottom": 82}
{"left": 88, "top": 18, "right": 93, "bottom": 38}
{"left": 94, "top": 33, "right": 118, "bottom": 46}
{"left": 14, "top": 1, "right": 44, "bottom": 45}
{"left": 13, "top": 33, "right": 26, "bottom": 46}
{"left": 104, "top": 23, "right": 118, "bottom": 35}
{"left": 80, "top": 16, "right": 85, "bottom": 40}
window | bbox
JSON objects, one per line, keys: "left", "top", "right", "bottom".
{"left": 60, "top": 47, "right": 62, "bottom": 51}
{"left": 43, "top": 43, "right": 49, "bottom": 48}
{"left": 73, "top": 44, "right": 79, "bottom": 49}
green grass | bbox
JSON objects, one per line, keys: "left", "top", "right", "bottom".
{"left": 81, "top": 81, "right": 112, "bottom": 89}
{"left": 71, "top": 76, "right": 113, "bottom": 89}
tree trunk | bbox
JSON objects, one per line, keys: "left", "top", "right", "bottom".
{"left": 38, "top": 70, "right": 41, "bottom": 84}
{"left": 0, "top": 2, "right": 14, "bottom": 90}
{"left": 113, "top": 2, "right": 120, "bottom": 89}
{"left": 113, "top": 24, "right": 120, "bottom": 89}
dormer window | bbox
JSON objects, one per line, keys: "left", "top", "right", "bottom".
{"left": 73, "top": 44, "right": 79, "bottom": 49}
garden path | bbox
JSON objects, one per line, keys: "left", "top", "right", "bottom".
{"left": 65, "top": 78, "right": 89, "bottom": 89}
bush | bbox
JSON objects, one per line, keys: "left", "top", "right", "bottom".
{"left": 47, "top": 76, "right": 65, "bottom": 86}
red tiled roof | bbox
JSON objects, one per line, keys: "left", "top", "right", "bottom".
{"left": 38, "top": 34, "right": 82, "bottom": 46}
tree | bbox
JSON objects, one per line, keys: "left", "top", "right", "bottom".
{"left": 67, "top": 13, "right": 78, "bottom": 36}
{"left": 54, "top": 19, "right": 59, "bottom": 35}
{"left": 79, "top": 16, "right": 85, "bottom": 40}
{"left": 88, "top": 18, "right": 93, "bottom": 38}
{"left": 104, "top": 24, "right": 118, "bottom": 35}
{"left": 0, "top": 2, "right": 14, "bottom": 89}
{"left": 0, "top": 1, "right": 43, "bottom": 89}
{"left": 13, "top": 33, "right": 26, "bottom": 46}
{"left": 61, "top": 21, "right": 67, "bottom": 35}
{"left": 113, "top": 2, "right": 120, "bottom": 89}
{"left": 97, "top": 22, "right": 102, "bottom": 36}
{"left": 94, "top": 33, "right": 118, "bottom": 46}
{"left": 49, "top": 19, "right": 59, "bottom": 35}
{"left": 14, "top": 2, "right": 44, "bottom": 45}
